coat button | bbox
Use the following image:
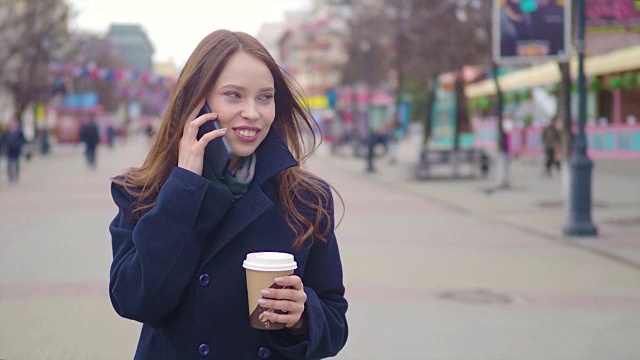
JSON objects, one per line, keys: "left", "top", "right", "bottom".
{"left": 198, "top": 274, "right": 210, "bottom": 287}
{"left": 258, "top": 346, "right": 271, "bottom": 359}
{"left": 198, "top": 343, "right": 210, "bottom": 356}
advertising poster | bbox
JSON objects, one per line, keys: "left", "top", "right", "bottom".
{"left": 493, "top": 0, "right": 572, "bottom": 64}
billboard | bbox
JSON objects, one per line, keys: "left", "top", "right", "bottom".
{"left": 493, "top": 0, "right": 572, "bottom": 65}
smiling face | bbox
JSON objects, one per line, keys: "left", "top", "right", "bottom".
{"left": 206, "top": 51, "right": 276, "bottom": 166}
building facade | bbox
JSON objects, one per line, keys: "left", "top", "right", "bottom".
{"left": 274, "top": 0, "right": 351, "bottom": 97}
{"left": 106, "top": 24, "right": 154, "bottom": 72}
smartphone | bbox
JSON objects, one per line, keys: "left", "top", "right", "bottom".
{"left": 196, "top": 102, "right": 233, "bottom": 180}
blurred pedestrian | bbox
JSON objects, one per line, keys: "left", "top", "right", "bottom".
{"left": 144, "top": 123, "right": 155, "bottom": 143}
{"left": 479, "top": 150, "right": 490, "bottom": 178}
{"left": 40, "top": 128, "right": 51, "bottom": 155}
{"left": 107, "top": 29, "right": 348, "bottom": 359}
{"left": 386, "top": 116, "right": 402, "bottom": 165}
{"left": 542, "top": 118, "right": 561, "bottom": 176}
{"left": 79, "top": 116, "right": 100, "bottom": 169}
{"left": 0, "top": 117, "right": 26, "bottom": 184}
{"left": 106, "top": 124, "right": 116, "bottom": 149}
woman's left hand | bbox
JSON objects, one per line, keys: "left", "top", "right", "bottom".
{"left": 258, "top": 275, "right": 307, "bottom": 329}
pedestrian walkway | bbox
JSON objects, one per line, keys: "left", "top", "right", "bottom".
{"left": 321, "top": 136, "right": 640, "bottom": 269}
{"left": 1, "top": 137, "right": 639, "bottom": 359}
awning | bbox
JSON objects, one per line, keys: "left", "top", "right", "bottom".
{"left": 584, "top": 45, "right": 640, "bottom": 77}
{"left": 465, "top": 45, "right": 640, "bottom": 98}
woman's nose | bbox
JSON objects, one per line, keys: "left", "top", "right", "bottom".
{"left": 241, "top": 101, "right": 260, "bottom": 120}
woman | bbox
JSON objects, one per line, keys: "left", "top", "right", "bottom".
{"left": 109, "top": 30, "right": 348, "bottom": 359}
{"left": 1, "top": 117, "right": 26, "bottom": 183}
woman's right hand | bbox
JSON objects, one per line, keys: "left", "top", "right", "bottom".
{"left": 178, "top": 99, "right": 227, "bottom": 176}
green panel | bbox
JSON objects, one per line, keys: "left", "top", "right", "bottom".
{"left": 592, "top": 133, "right": 604, "bottom": 151}
{"left": 432, "top": 136, "right": 452, "bottom": 147}
{"left": 460, "top": 133, "right": 474, "bottom": 147}
{"left": 618, "top": 132, "right": 632, "bottom": 151}
{"left": 521, "top": 0, "right": 537, "bottom": 13}
{"left": 632, "top": 131, "right": 640, "bottom": 152}
{"left": 368, "top": 105, "right": 387, "bottom": 132}
{"left": 431, "top": 134, "right": 474, "bottom": 149}
{"left": 603, "top": 132, "right": 615, "bottom": 151}
{"left": 590, "top": 132, "right": 616, "bottom": 152}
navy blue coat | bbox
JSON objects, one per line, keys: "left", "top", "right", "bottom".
{"left": 0, "top": 128, "right": 25, "bottom": 158}
{"left": 109, "top": 131, "right": 348, "bottom": 359}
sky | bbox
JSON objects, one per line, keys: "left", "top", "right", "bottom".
{"left": 66, "top": 0, "right": 311, "bottom": 68}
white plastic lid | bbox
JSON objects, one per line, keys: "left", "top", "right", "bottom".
{"left": 242, "top": 252, "right": 298, "bottom": 271}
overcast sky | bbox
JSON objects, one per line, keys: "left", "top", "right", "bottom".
{"left": 67, "top": 0, "right": 310, "bottom": 67}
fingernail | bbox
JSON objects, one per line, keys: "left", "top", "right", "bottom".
{"left": 257, "top": 299, "right": 267, "bottom": 305}
{"left": 220, "top": 128, "right": 227, "bottom": 132}
{"left": 261, "top": 290, "right": 270, "bottom": 296}
{"left": 274, "top": 277, "right": 284, "bottom": 284}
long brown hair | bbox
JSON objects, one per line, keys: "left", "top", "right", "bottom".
{"left": 111, "top": 30, "right": 342, "bottom": 248}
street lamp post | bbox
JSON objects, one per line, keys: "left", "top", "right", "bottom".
{"left": 563, "top": 0, "right": 597, "bottom": 236}
{"left": 360, "top": 40, "right": 375, "bottom": 173}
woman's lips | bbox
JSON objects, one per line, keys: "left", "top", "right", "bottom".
{"left": 233, "top": 128, "right": 260, "bottom": 142}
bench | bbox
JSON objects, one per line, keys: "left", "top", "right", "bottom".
{"left": 415, "top": 148, "right": 490, "bottom": 180}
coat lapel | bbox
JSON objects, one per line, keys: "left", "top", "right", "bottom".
{"left": 200, "top": 129, "right": 297, "bottom": 267}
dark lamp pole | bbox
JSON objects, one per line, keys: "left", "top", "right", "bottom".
{"left": 360, "top": 40, "right": 375, "bottom": 173}
{"left": 563, "top": 0, "right": 597, "bottom": 236}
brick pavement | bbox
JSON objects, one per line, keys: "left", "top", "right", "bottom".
{"left": 0, "top": 137, "right": 639, "bottom": 360}
{"left": 307, "top": 146, "right": 640, "bottom": 360}
{"left": 324, "top": 136, "right": 640, "bottom": 269}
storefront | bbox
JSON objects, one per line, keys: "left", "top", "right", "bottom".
{"left": 465, "top": 45, "right": 640, "bottom": 159}
{"left": 55, "top": 92, "right": 104, "bottom": 143}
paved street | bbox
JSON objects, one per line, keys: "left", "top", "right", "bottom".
{"left": 329, "top": 136, "right": 640, "bottom": 268}
{"left": 1, "top": 137, "right": 640, "bottom": 360}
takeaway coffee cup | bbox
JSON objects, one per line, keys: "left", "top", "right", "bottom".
{"left": 243, "top": 252, "right": 297, "bottom": 330}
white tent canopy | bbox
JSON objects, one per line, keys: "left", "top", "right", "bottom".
{"left": 465, "top": 45, "right": 640, "bottom": 98}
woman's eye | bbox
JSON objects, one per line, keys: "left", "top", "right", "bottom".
{"left": 259, "top": 94, "right": 274, "bottom": 101}
{"left": 225, "top": 92, "right": 241, "bottom": 99}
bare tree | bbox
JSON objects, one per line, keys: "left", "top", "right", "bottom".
{"left": 0, "top": 0, "right": 70, "bottom": 123}
{"left": 341, "top": 0, "right": 397, "bottom": 87}
{"left": 59, "top": 32, "right": 128, "bottom": 112}
{"left": 406, "top": 0, "right": 491, "bottom": 131}
{"left": 342, "top": 0, "right": 492, "bottom": 177}
{"left": 343, "top": 0, "right": 491, "bottom": 123}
